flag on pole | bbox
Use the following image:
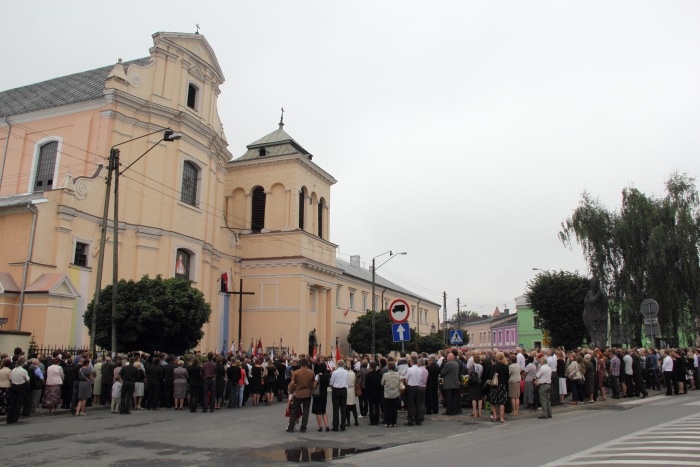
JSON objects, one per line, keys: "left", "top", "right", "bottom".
{"left": 335, "top": 344, "right": 342, "bottom": 364}
{"left": 312, "top": 345, "right": 318, "bottom": 361}
{"left": 221, "top": 340, "right": 226, "bottom": 356}
{"left": 249, "top": 338, "right": 254, "bottom": 356}
{"left": 256, "top": 338, "right": 263, "bottom": 357}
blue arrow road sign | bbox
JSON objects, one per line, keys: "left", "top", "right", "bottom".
{"left": 449, "top": 329, "right": 463, "bottom": 345}
{"left": 392, "top": 323, "right": 411, "bottom": 343}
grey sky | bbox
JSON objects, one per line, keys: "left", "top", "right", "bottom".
{"left": 2, "top": 1, "right": 700, "bottom": 317}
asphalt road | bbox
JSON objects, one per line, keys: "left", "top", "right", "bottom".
{"left": 1, "top": 389, "right": 698, "bottom": 466}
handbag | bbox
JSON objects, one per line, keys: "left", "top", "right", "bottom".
{"left": 312, "top": 384, "right": 321, "bottom": 397}
{"left": 355, "top": 383, "right": 362, "bottom": 397}
{"left": 399, "top": 381, "right": 406, "bottom": 395}
{"left": 486, "top": 372, "right": 499, "bottom": 387}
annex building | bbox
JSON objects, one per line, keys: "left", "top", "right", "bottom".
{"left": 0, "top": 31, "right": 440, "bottom": 355}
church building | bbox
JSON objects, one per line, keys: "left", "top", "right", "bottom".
{"left": 0, "top": 31, "right": 440, "bottom": 355}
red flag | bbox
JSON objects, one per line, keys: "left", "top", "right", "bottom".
{"left": 312, "top": 345, "right": 318, "bottom": 360}
{"left": 249, "top": 338, "right": 254, "bottom": 356}
{"left": 256, "top": 338, "right": 263, "bottom": 357}
{"left": 335, "top": 344, "right": 342, "bottom": 364}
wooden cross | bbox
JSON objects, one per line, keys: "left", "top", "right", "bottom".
{"left": 195, "top": 24, "right": 200, "bottom": 34}
{"left": 226, "top": 278, "right": 255, "bottom": 346}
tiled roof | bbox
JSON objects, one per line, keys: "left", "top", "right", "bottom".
{"left": 0, "top": 272, "right": 19, "bottom": 293}
{"left": 0, "top": 57, "right": 150, "bottom": 118}
{"left": 234, "top": 125, "right": 313, "bottom": 162}
{"left": 0, "top": 193, "right": 47, "bottom": 208}
{"left": 335, "top": 257, "right": 440, "bottom": 307}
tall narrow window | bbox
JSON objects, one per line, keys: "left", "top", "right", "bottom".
{"left": 34, "top": 141, "right": 58, "bottom": 192}
{"left": 349, "top": 291, "right": 355, "bottom": 311}
{"left": 73, "top": 242, "right": 88, "bottom": 267}
{"left": 298, "top": 189, "right": 305, "bottom": 230}
{"left": 187, "top": 83, "right": 198, "bottom": 110}
{"left": 175, "top": 249, "right": 191, "bottom": 280}
{"left": 181, "top": 161, "right": 198, "bottom": 206}
{"left": 251, "top": 186, "right": 266, "bottom": 232}
{"left": 317, "top": 200, "right": 323, "bottom": 238}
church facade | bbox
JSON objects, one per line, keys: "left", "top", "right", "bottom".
{"left": 0, "top": 31, "right": 440, "bottom": 355}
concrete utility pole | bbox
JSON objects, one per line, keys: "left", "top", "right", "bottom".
{"left": 443, "top": 291, "right": 447, "bottom": 344}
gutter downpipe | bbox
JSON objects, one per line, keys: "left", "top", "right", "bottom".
{"left": 0, "top": 116, "right": 12, "bottom": 190}
{"left": 18, "top": 202, "right": 38, "bottom": 329}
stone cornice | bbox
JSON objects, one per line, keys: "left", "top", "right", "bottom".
{"left": 228, "top": 153, "right": 336, "bottom": 186}
{"left": 56, "top": 204, "right": 239, "bottom": 263}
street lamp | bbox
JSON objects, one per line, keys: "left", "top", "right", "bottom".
{"left": 370, "top": 250, "right": 407, "bottom": 356}
{"left": 89, "top": 128, "right": 182, "bottom": 356}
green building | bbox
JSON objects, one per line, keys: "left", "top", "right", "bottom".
{"left": 516, "top": 295, "right": 544, "bottom": 351}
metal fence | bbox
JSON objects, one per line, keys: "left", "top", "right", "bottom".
{"left": 28, "top": 345, "right": 102, "bottom": 358}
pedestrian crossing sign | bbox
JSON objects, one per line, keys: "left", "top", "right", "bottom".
{"left": 449, "top": 329, "right": 463, "bottom": 345}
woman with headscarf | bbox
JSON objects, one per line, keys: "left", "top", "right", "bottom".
{"left": 173, "top": 360, "right": 188, "bottom": 410}
{"left": 43, "top": 358, "right": 64, "bottom": 414}
{"left": 522, "top": 355, "right": 538, "bottom": 410}
{"left": 381, "top": 361, "right": 401, "bottom": 427}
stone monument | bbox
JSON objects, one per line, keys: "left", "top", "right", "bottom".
{"left": 583, "top": 277, "right": 609, "bottom": 348}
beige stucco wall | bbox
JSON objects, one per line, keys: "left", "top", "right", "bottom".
{"left": 0, "top": 31, "right": 441, "bottom": 355}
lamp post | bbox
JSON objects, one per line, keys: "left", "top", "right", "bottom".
{"left": 370, "top": 250, "right": 407, "bottom": 356}
{"left": 89, "top": 129, "right": 181, "bottom": 356}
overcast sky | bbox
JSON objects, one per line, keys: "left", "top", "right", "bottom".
{"left": 3, "top": 1, "right": 700, "bottom": 318}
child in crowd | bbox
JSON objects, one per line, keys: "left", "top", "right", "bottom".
{"left": 111, "top": 375, "right": 122, "bottom": 414}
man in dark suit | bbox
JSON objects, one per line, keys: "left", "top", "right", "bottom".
{"left": 119, "top": 358, "right": 138, "bottom": 414}
{"left": 162, "top": 356, "right": 176, "bottom": 408}
{"left": 425, "top": 356, "right": 440, "bottom": 415}
{"left": 440, "top": 353, "right": 460, "bottom": 415}
{"left": 101, "top": 357, "right": 114, "bottom": 405}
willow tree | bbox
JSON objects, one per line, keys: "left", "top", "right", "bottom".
{"left": 560, "top": 173, "right": 700, "bottom": 346}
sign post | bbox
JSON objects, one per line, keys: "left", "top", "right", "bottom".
{"left": 640, "top": 298, "right": 660, "bottom": 345}
{"left": 389, "top": 299, "right": 411, "bottom": 350}
{"left": 449, "top": 329, "right": 463, "bottom": 346}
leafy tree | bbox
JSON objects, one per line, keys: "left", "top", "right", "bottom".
{"left": 527, "top": 270, "right": 591, "bottom": 350}
{"left": 347, "top": 311, "right": 403, "bottom": 355}
{"left": 83, "top": 275, "right": 211, "bottom": 354}
{"left": 412, "top": 332, "right": 447, "bottom": 353}
{"left": 560, "top": 173, "right": 700, "bottom": 345}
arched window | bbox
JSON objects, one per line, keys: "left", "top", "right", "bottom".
{"left": 317, "top": 199, "right": 324, "bottom": 238}
{"left": 175, "top": 249, "right": 192, "bottom": 280}
{"left": 251, "top": 186, "right": 266, "bottom": 232}
{"left": 180, "top": 161, "right": 199, "bottom": 206}
{"left": 187, "top": 83, "right": 198, "bottom": 110}
{"left": 298, "top": 188, "right": 306, "bottom": 230}
{"left": 34, "top": 141, "right": 58, "bottom": 192}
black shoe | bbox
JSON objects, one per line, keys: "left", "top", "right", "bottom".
{"left": 300, "top": 427, "right": 306, "bottom": 433}
{"left": 326, "top": 427, "right": 330, "bottom": 432}
{"left": 340, "top": 427, "right": 345, "bottom": 431}
{"left": 317, "top": 427, "right": 322, "bottom": 432}
{"left": 404, "top": 422, "right": 414, "bottom": 426}
{"left": 285, "top": 427, "right": 294, "bottom": 433}
{"left": 332, "top": 428, "right": 339, "bottom": 432}
{"left": 415, "top": 422, "right": 422, "bottom": 425}
{"left": 537, "top": 416, "right": 548, "bottom": 419}
{"left": 354, "top": 422, "right": 359, "bottom": 426}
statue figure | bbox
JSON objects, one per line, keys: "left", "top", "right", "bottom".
{"left": 583, "top": 277, "right": 609, "bottom": 348}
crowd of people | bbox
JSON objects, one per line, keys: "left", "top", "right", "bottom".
{"left": 0, "top": 344, "right": 698, "bottom": 428}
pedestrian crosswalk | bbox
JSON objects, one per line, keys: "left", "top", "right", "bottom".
{"left": 620, "top": 394, "right": 700, "bottom": 406}
{"left": 544, "top": 412, "right": 700, "bottom": 466}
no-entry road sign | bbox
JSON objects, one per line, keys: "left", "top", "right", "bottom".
{"left": 388, "top": 299, "right": 410, "bottom": 323}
